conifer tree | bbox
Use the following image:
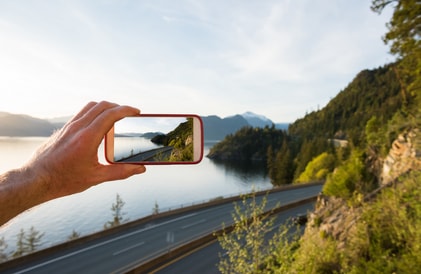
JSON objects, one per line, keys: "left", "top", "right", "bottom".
{"left": 104, "top": 193, "right": 128, "bottom": 229}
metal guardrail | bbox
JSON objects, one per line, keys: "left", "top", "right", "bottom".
{"left": 0, "top": 181, "right": 323, "bottom": 272}
{"left": 123, "top": 196, "right": 319, "bottom": 274}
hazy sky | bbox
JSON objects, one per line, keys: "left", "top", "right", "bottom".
{"left": 0, "top": 1, "right": 394, "bottom": 122}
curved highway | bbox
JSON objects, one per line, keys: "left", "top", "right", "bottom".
{"left": 1, "top": 184, "right": 322, "bottom": 274}
{"left": 154, "top": 202, "right": 314, "bottom": 274}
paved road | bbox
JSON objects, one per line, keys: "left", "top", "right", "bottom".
{"left": 154, "top": 202, "right": 314, "bottom": 274}
{"left": 1, "top": 184, "right": 322, "bottom": 274}
{"left": 117, "top": 146, "right": 173, "bottom": 162}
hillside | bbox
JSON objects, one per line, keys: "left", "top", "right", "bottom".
{"left": 151, "top": 118, "right": 194, "bottom": 161}
{"left": 216, "top": 0, "right": 421, "bottom": 271}
{"left": 288, "top": 63, "right": 402, "bottom": 144}
{"left": 206, "top": 63, "right": 411, "bottom": 184}
{"left": 0, "top": 111, "right": 282, "bottom": 140}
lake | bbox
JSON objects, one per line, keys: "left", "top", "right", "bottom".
{"left": 0, "top": 137, "right": 272, "bottom": 253}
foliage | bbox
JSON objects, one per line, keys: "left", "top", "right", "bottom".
{"left": 264, "top": 223, "right": 301, "bottom": 273}
{"left": 289, "top": 230, "right": 341, "bottom": 274}
{"left": 365, "top": 115, "right": 389, "bottom": 156}
{"left": 270, "top": 171, "right": 421, "bottom": 273}
{"left": 267, "top": 141, "right": 294, "bottom": 185}
{"left": 295, "top": 152, "right": 335, "bottom": 183}
{"left": 104, "top": 193, "right": 128, "bottom": 229}
{"left": 152, "top": 118, "right": 194, "bottom": 161}
{"left": 371, "top": 0, "right": 421, "bottom": 128}
{"left": 152, "top": 200, "right": 159, "bottom": 215}
{"left": 217, "top": 193, "right": 279, "bottom": 274}
{"left": 12, "top": 227, "right": 44, "bottom": 258}
{"left": 345, "top": 171, "right": 421, "bottom": 273}
{"left": 68, "top": 230, "right": 81, "bottom": 241}
{"left": 208, "top": 125, "right": 286, "bottom": 161}
{"left": 323, "top": 150, "right": 365, "bottom": 199}
{"left": 372, "top": 0, "right": 421, "bottom": 94}
{"left": 289, "top": 63, "right": 402, "bottom": 146}
{"left": 216, "top": 1, "right": 421, "bottom": 272}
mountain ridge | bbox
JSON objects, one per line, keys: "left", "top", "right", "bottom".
{"left": 0, "top": 111, "right": 287, "bottom": 140}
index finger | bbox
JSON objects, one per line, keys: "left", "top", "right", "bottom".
{"left": 86, "top": 105, "right": 141, "bottom": 141}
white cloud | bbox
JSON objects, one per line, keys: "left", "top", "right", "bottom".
{"left": 0, "top": 0, "right": 395, "bottom": 122}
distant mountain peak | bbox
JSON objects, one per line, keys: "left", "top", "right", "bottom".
{"left": 240, "top": 111, "right": 274, "bottom": 128}
{"left": 241, "top": 111, "right": 272, "bottom": 122}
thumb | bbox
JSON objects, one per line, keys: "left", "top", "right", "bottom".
{"left": 99, "top": 164, "right": 146, "bottom": 182}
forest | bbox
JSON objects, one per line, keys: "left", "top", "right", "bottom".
{"left": 208, "top": 61, "right": 414, "bottom": 186}
{"left": 216, "top": 0, "right": 421, "bottom": 272}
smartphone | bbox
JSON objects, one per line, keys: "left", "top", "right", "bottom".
{"left": 105, "top": 114, "right": 204, "bottom": 164}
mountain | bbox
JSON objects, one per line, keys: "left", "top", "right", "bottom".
{"left": 0, "top": 110, "right": 286, "bottom": 140}
{"left": 0, "top": 112, "right": 60, "bottom": 137}
{"left": 201, "top": 112, "right": 288, "bottom": 141}
{"left": 240, "top": 111, "right": 273, "bottom": 127}
{"left": 201, "top": 115, "right": 249, "bottom": 141}
{"left": 288, "top": 64, "right": 403, "bottom": 144}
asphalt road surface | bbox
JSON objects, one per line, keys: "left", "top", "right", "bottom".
{"left": 1, "top": 184, "right": 322, "bottom": 274}
{"left": 154, "top": 202, "right": 314, "bottom": 274}
{"left": 117, "top": 146, "right": 173, "bottom": 162}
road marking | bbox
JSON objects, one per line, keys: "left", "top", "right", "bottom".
{"left": 113, "top": 242, "right": 145, "bottom": 256}
{"left": 14, "top": 213, "right": 198, "bottom": 274}
{"left": 181, "top": 219, "right": 206, "bottom": 229}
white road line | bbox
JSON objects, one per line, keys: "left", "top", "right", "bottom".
{"left": 113, "top": 242, "right": 145, "bottom": 256}
{"left": 181, "top": 219, "right": 206, "bottom": 229}
{"left": 14, "top": 213, "right": 198, "bottom": 274}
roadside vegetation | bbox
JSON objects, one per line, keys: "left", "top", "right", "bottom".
{"left": 216, "top": 0, "right": 421, "bottom": 272}
{"left": 151, "top": 118, "right": 194, "bottom": 161}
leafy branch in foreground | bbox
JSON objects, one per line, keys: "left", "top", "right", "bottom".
{"left": 217, "top": 193, "right": 274, "bottom": 274}
{"left": 217, "top": 193, "right": 301, "bottom": 273}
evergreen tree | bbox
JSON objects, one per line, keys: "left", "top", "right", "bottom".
{"left": 13, "top": 229, "right": 26, "bottom": 258}
{"left": 371, "top": 0, "right": 421, "bottom": 122}
{"left": 12, "top": 227, "right": 44, "bottom": 258}
{"left": 68, "top": 230, "right": 81, "bottom": 241}
{"left": 25, "top": 227, "right": 44, "bottom": 253}
{"left": 152, "top": 200, "right": 160, "bottom": 215}
{"left": 274, "top": 141, "right": 294, "bottom": 185}
{"left": 104, "top": 194, "right": 128, "bottom": 229}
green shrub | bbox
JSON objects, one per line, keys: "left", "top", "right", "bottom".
{"left": 323, "top": 150, "right": 364, "bottom": 199}
{"left": 345, "top": 171, "right": 421, "bottom": 273}
{"left": 295, "top": 152, "right": 335, "bottom": 183}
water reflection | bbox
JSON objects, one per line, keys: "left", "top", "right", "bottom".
{"left": 207, "top": 157, "right": 269, "bottom": 184}
{"left": 1, "top": 139, "right": 273, "bottom": 253}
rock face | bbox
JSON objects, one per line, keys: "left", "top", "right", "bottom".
{"left": 307, "top": 194, "right": 361, "bottom": 250}
{"left": 305, "top": 128, "right": 421, "bottom": 251}
{"left": 380, "top": 128, "right": 421, "bottom": 185}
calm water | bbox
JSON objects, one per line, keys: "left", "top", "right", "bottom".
{"left": 114, "top": 136, "right": 162, "bottom": 161}
{"left": 0, "top": 137, "right": 272, "bottom": 253}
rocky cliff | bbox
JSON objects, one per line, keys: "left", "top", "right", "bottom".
{"left": 380, "top": 128, "right": 421, "bottom": 185}
{"left": 304, "top": 128, "right": 421, "bottom": 252}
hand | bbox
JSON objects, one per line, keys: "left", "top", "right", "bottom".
{"left": 30, "top": 101, "right": 147, "bottom": 199}
{"left": 0, "top": 101, "right": 146, "bottom": 225}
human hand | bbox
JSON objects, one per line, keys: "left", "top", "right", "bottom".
{"left": 26, "top": 101, "right": 146, "bottom": 200}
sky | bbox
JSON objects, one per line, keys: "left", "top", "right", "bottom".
{"left": 0, "top": 0, "right": 395, "bottom": 123}
{"left": 115, "top": 116, "right": 189, "bottom": 134}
